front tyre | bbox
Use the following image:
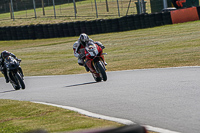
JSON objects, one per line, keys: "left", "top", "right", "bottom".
{"left": 92, "top": 73, "right": 102, "bottom": 82}
{"left": 9, "top": 72, "right": 20, "bottom": 90}
{"left": 15, "top": 73, "right": 25, "bottom": 89}
{"left": 11, "top": 83, "right": 20, "bottom": 90}
{"left": 97, "top": 61, "right": 107, "bottom": 81}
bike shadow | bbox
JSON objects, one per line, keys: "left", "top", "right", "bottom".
{"left": 0, "top": 90, "right": 17, "bottom": 93}
{"left": 65, "top": 81, "right": 97, "bottom": 88}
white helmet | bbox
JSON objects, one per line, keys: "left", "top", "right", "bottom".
{"left": 79, "top": 33, "right": 89, "bottom": 47}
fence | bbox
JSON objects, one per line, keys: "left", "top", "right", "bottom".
{"left": 0, "top": 0, "right": 200, "bottom": 21}
{"left": 0, "top": 0, "right": 151, "bottom": 21}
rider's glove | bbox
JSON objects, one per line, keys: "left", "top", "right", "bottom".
{"left": 78, "top": 54, "right": 85, "bottom": 59}
{"left": 100, "top": 45, "right": 105, "bottom": 49}
{"left": 17, "top": 58, "right": 21, "bottom": 63}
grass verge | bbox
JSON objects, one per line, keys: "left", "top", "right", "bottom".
{"left": 0, "top": 99, "right": 123, "bottom": 133}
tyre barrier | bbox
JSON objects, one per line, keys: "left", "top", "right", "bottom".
{"left": 96, "top": 19, "right": 103, "bottom": 33}
{"left": 74, "top": 21, "right": 81, "bottom": 36}
{"left": 162, "top": 11, "right": 172, "bottom": 25}
{"left": 149, "top": 13, "right": 156, "bottom": 28}
{"left": 100, "top": 19, "right": 107, "bottom": 33}
{"left": 0, "top": 27, "right": 3, "bottom": 40}
{"left": 43, "top": 24, "right": 50, "bottom": 39}
{"left": 2, "top": 6, "right": 200, "bottom": 40}
{"left": 85, "top": 21, "right": 92, "bottom": 35}
{"left": 126, "top": 15, "right": 135, "bottom": 30}
{"left": 57, "top": 23, "right": 64, "bottom": 37}
{"left": 10, "top": 27, "right": 17, "bottom": 40}
{"left": 35, "top": 24, "right": 44, "bottom": 39}
{"left": 134, "top": 14, "right": 141, "bottom": 30}
{"left": 5, "top": 27, "right": 12, "bottom": 40}
{"left": 68, "top": 22, "right": 76, "bottom": 36}
{"left": 90, "top": 20, "right": 98, "bottom": 34}
{"left": 105, "top": 19, "right": 113, "bottom": 33}
{"left": 47, "top": 24, "right": 55, "bottom": 38}
{"left": 16, "top": 26, "right": 24, "bottom": 40}
{"left": 22, "top": 26, "right": 29, "bottom": 40}
{"left": 118, "top": 16, "right": 129, "bottom": 31}
{"left": 154, "top": 12, "right": 163, "bottom": 26}
{"left": 144, "top": 13, "right": 151, "bottom": 28}
{"left": 80, "top": 21, "right": 87, "bottom": 34}
{"left": 53, "top": 24, "right": 59, "bottom": 37}
{"left": 111, "top": 18, "right": 120, "bottom": 32}
{"left": 139, "top": 14, "right": 146, "bottom": 29}
{"left": 61, "top": 22, "right": 70, "bottom": 37}
{"left": 27, "top": 25, "right": 36, "bottom": 39}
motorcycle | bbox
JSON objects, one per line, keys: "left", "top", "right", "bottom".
{"left": 4, "top": 55, "right": 25, "bottom": 90}
{"left": 84, "top": 42, "right": 107, "bottom": 82}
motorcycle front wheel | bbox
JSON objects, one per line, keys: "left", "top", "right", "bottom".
{"left": 15, "top": 72, "right": 25, "bottom": 89}
{"left": 9, "top": 72, "right": 20, "bottom": 90}
{"left": 92, "top": 73, "right": 102, "bottom": 82}
{"left": 96, "top": 61, "right": 107, "bottom": 81}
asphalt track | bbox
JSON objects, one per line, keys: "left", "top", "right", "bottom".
{"left": 0, "top": 66, "right": 200, "bottom": 133}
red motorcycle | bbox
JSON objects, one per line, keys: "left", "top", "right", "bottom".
{"left": 84, "top": 42, "right": 107, "bottom": 82}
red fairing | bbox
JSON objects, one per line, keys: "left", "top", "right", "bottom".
{"left": 97, "top": 44, "right": 102, "bottom": 54}
{"left": 85, "top": 60, "right": 95, "bottom": 73}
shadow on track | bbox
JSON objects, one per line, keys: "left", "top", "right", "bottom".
{"left": 65, "top": 82, "right": 97, "bottom": 87}
{"left": 0, "top": 90, "right": 17, "bottom": 93}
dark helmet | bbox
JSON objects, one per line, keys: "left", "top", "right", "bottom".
{"left": 79, "top": 33, "right": 89, "bottom": 47}
{"left": 1, "top": 50, "right": 10, "bottom": 59}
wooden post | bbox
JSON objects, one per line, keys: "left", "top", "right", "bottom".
{"left": 53, "top": 0, "right": 56, "bottom": 19}
{"left": 41, "top": 0, "right": 45, "bottom": 16}
{"left": 9, "top": 3, "right": 12, "bottom": 19}
{"left": 105, "top": 0, "right": 109, "bottom": 12}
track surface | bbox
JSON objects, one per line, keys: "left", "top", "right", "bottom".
{"left": 0, "top": 67, "right": 200, "bottom": 133}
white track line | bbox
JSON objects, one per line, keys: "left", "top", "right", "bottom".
{"left": 32, "top": 101, "right": 180, "bottom": 133}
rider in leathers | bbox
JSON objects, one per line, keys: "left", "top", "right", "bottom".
{"left": 73, "top": 33, "right": 106, "bottom": 71}
{"left": 0, "top": 50, "right": 22, "bottom": 83}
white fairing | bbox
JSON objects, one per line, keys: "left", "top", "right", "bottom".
{"left": 86, "top": 43, "right": 99, "bottom": 57}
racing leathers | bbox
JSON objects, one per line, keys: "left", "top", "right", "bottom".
{"left": 73, "top": 39, "right": 105, "bottom": 66}
{"left": 0, "top": 51, "right": 21, "bottom": 83}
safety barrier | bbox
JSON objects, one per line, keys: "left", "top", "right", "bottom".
{"left": 170, "top": 7, "right": 199, "bottom": 24}
{"left": 0, "top": 6, "right": 200, "bottom": 40}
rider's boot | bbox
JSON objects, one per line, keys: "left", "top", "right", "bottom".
{"left": 104, "top": 61, "right": 107, "bottom": 66}
{"left": 3, "top": 71, "right": 9, "bottom": 83}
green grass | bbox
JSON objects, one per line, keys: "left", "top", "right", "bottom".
{"left": 1, "top": 20, "right": 200, "bottom": 77}
{"left": 0, "top": 99, "right": 123, "bottom": 133}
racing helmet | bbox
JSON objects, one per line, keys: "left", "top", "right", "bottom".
{"left": 79, "top": 33, "right": 89, "bottom": 47}
{"left": 1, "top": 50, "right": 10, "bottom": 59}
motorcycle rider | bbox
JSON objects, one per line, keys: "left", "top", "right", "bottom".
{"left": 0, "top": 50, "right": 22, "bottom": 83}
{"left": 73, "top": 33, "right": 106, "bottom": 71}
